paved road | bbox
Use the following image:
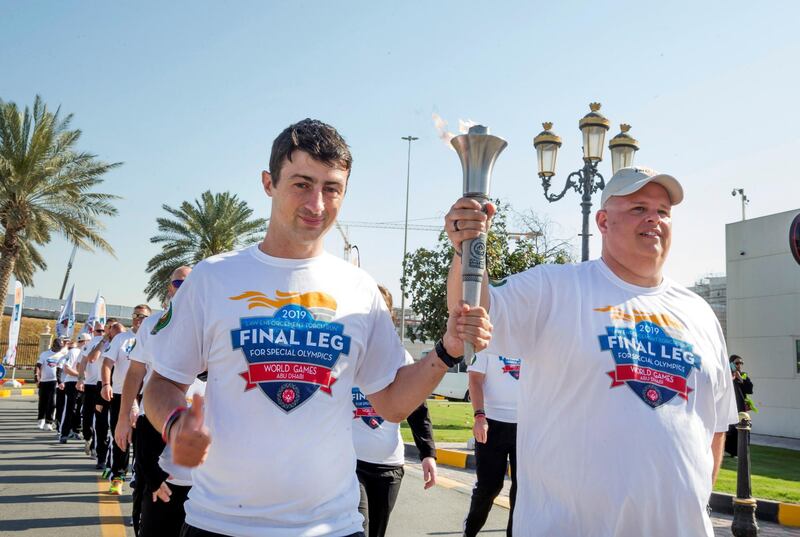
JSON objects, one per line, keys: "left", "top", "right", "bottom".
{"left": 1, "top": 395, "right": 798, "bottom": 536}
{"left": 0, "top": 396, "right": 133, "bottom": 537}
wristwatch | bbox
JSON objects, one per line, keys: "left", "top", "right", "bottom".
{"left": 435, "top": 339, "right": 464, "bottom": 368}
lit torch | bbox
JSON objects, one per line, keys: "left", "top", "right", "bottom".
{"left": 450, "top": 125, "right": 507, "bottom": 362}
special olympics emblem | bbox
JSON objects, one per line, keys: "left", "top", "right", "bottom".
{"left": 277, "top": 383, "right": 300, "bottom": 410}
{"left": 231, "top": 301, "right": 351, "bottom": 414}
{"left": 598, "top": 316, "right": 702, "bottom": 409}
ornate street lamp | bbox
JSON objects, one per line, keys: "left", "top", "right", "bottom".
{"left": 533, "top": 103, "right": 639, "bottom": 261}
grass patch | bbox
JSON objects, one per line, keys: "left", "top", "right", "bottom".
{"left": 403, "top": 401, "right": 800, "bottom": 504}
{"left": 401, "top": 400, "right": 473, "bottom": 443}
{"left": 714, "top": 445, "right": 800, "bottom": 503}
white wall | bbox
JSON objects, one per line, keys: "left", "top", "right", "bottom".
{"left": 726, "top": 208, "right": 800, "bottom": 438}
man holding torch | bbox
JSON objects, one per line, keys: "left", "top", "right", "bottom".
{"left": 445, "top": 166, "right": 737, "bottom": 537}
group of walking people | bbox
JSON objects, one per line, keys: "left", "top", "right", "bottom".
{"left": 33, "top": 116, "right": 740, "bottom": 537}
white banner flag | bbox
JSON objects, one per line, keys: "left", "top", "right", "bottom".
{"left": 81, "top": 291, "right": 106, "bottom": 335}
{"left": 56, "top": 285, "right": 76, "bottom": 340}
{"left": 2, "top": 281, "right": 24, "bottom": 366}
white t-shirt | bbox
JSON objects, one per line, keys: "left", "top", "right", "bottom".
{"left": 160, "top": 378, "right": 207, "bottom": 487}
{"left": 82, "top": 335, "right": 105, "bottom": 385}
{"left": 36, "top": 350, "right": 62, "bottom": 382}
{"left": 467, "top": 352, "right": 520, "bottom": 423}
{"left": 352, "top": 352, "right": 414, "bottom": 466}
{"left": 103, "top": 331, "right": 136, "bottom": 395}
{"left": 152, "top": 245, "right": 406, "bottom": 537}
{"left": 487, "top": 259, "right": 738, "bottom": 537}
{"left": 129, "top": 312, "right": 162, "bottom": 413}
{"left": 58, "top": 348, "right": 82, "bottom": 383}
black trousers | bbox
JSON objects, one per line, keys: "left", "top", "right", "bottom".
{"left": 140, "top": 482, "right": 191, "bottom": 537}
{"left": 37, "top": 381, "right": 57, "bottom": 423}
{"left": 356, "top": 460, "right": 404, "bottom": 537}
{"left": 109, "top": 393, "right": 130, "bottom": 479}
{"left": 180, "top": 525, "right": 364, "bottom": 537}
{"left": 464, "top": 418, "right": 517, "bottom": 537}
{"left": 58, "top": 382, "right": 78, "bottom": 438}
{"left": 93, "top": 383, "right": 111, "bottom": 467}
{"left": 74, "top": 391, "right": 83, "bottom": 433}
{"left": 81, "top": 383, "right": 98, "bottom": 446}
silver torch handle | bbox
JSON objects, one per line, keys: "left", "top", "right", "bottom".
{"left": 461, "top": 226, "right": 487, "bottom": 364}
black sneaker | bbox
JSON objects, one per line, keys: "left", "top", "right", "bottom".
{"left": 59, "top": 437, "right": 67, "bottom": 444}
{"left": 95, "top": 462, "right": 104, "bottom": 470}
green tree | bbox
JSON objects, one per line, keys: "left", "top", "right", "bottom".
{"left": 401, "top": 201, "right": 572, "bottom": 343}
{"left": 144, "top": 190, "right": 267, "bottom": 302}
{"left": 0, "top": 95, "right": 120, "bottom": 334}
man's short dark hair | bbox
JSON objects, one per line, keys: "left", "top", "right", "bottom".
{"left": 730, "top": 354, "right": 741, "bottom": 363}
{"left": 269, "top": 119, "right": 352, "bottom": 185}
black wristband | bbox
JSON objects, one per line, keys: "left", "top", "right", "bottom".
{"left": 435, "top": 339, "right": 463, "bottom": 368}
{"left": 474, "top": 409, "right": 486, "bottom": 418}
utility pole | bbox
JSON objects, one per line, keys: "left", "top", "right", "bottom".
{"left": 400, "top": 135, "right": 418, "bottom": 342}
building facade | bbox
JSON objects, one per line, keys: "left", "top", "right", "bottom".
{"left": 689, "top": 275, "right": 727, "bottom": 339}
{"left": 726, "top": 208, "right": 800, "bottom": 439}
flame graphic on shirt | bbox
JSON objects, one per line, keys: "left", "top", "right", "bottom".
{"left": 229, "top": 290, "right": 338, "bottom": 321}
{"left": 593, "top": 305, "right": 682, "bottom": 332}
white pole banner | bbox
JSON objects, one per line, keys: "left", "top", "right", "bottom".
{"left": 2, "top": 281, "right": 24, "bottom": 366}
{"left": 81, "top": 290, "right": 106, "bottom": 335}
{"left": 56, "top": 285, "right": 76, "bottom": 340}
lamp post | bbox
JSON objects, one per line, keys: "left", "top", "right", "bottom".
{"left": 400, "top": 135, "right": 418, "bottom": 341}
{"left": 533, "top": 103, "right": 639, "bottom": 261}
{"left": 732, "top": 188, "right": 749, "bottom": 221}
{"left": 731, "top": 411, "right": 759, "bottom": 536}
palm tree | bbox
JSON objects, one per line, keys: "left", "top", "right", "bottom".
{"left": 144, "top": 190, "right": 267, "bottom": 302}
{"left": 0, "top": 230, "right": 46, "bottom": 287}
{"left": 0, "top": 95, "right": 120, "bottom": 334}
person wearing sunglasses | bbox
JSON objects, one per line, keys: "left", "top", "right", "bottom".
{"left": 725, "top": 354, "right": 755, "bottom": 457}
{"left": 77, "top": 318, "right": 119, "bottom": 464}
{"left": 115, "top": 265, "right": 191, "bottom": 536}
{"left": 100, "top": 305, "right": 151, "bottom": 495}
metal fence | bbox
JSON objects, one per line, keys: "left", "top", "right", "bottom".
{"left": 1, "top": 338, "right": 42, "bottom": 369}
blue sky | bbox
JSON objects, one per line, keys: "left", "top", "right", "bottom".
{"left": 2, "top": 1, "right": 799, "bottom": 308}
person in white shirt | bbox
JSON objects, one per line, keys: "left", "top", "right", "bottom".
{"left": 56, "top": 334, "right": 89, "bottom": 443}
{"left": 76, "top": 321, "right": 109, "bottom": 458}
{"left": 101, "top": 304, "right": 150, "bottom": 494}
{"left": 464, "top": 351, "right": 520, "bottom": 536}
{"left": 352, "top": 285, "right": 438, "bottom": 537}
{"left": 445, "top": 166, "right": 738, "bottom": 537}
{"left": 115, "top": 266, "right": 192, "bottom": 537}
{"left": 144, "top": 119, "right": 491, "bottom": 537}
{"left": 35, "top": 338, "right": 67, "bottom": 430}
{"left": 79, "top": 319, "right": 123, "bottom": 470}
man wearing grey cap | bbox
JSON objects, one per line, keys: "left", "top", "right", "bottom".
{"left": 444, "top": 166, "right": 738, "bottom": 537}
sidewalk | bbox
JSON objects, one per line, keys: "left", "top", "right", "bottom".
{"left": 407, "top": 441, "right": 800, "bottom": 529}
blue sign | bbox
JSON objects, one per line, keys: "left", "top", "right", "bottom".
{"left": 0, "top": 364, "right": 6, "bottom": 381}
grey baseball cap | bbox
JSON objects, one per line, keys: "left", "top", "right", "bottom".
{"left": 77, "top": 333, "right": 92, "bottom": 342}
{"left": 601, "top": 166, "right": 683, "bottom": 207}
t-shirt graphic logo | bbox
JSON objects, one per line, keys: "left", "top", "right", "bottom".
{"left": 151, "top": 303, "right": 172, "bottom": 335}
{"left": 230, "top": 290, "right": 351, "bottom": 413}
{"left": 352, "top": 387, "right": 384, "bottom": 429}
{"left": 498, "top": 356, "right": 521, "bottom": 380}
{"left": 595, "top": 306, "right": 702, "bottom": 409}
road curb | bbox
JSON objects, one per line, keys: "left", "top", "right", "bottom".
{"left": 405, "top": 443, "right": 475, "bottom": 469}
{"left": 710, "top": 492, "right": 800, "bottom": 527}
{"left": 406, "top": 445, "right": 800, "bottom": 528}
{"left": 0, "top": 387, "right": 37, "bottom": 397}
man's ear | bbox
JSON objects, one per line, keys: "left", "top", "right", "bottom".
{"left": 262, "top": 171, "right": 273, "bottom": 197}
{"left": 596, "top": 209, "right": 609, "bottom": 235}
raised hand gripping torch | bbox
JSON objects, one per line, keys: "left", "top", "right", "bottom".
{"left": 451, "top": 125, "right": 508, "bottom": 363}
